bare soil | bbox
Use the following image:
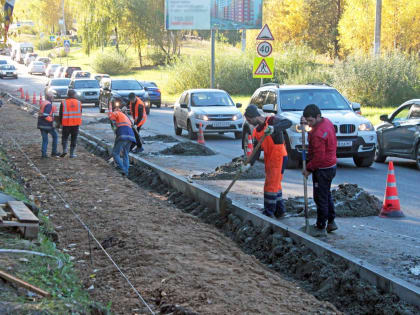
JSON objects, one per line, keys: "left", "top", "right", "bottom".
{"left": 160, "top": 142, "right": 216, "bottom": 156}
{"left": 0, "top": 102, "right": 339, "bottom": 314}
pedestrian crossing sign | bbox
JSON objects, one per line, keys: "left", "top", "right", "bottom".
{"left": 253, "top": 57, "right": 274, "bottom": 78}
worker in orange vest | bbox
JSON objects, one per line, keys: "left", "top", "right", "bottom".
{"left": 128, "top": 92, "right": 147, "bottom": 153}
{"left": 108, "top": 104, "right": 136, "bottom": 176}
{"left": 37, "top": 100, "right": 59, "bottom": 158}
{"left": 59, "top": 89, "right": 82, "bottom": 158}
{"left": 244, "top": 105, "right": 292, "bottom": 218}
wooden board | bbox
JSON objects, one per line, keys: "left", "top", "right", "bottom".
{"left": 0, "top": 206, "right": 7, "bottom": 222}
{"left": 7, "top": 201, "right": 39, "bottom": 223}
{"left": 0, "top": 270, "right": 50, "bottom": 297}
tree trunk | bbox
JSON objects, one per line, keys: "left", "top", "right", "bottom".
{"left": 138, "top": 47, "right": 143, "bottom": 68}
{"left": 115, "top": 26, "right": 119, "bottom": 52}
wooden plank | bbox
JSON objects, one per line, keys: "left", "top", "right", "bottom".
{"left": 0, "top": 206, "right": 7, "bottom": 222}
{"left": 7, "top": 201, "right": 39, "bottom": 223}
{"left": 0, "top": 270, "right": 51, "bottom": 297}
{"left": 0, "top": 221, "right": 39, "bottom": 228}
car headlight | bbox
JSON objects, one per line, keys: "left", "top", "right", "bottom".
{"left": 76, "top": 91, "right": 82, "bottom": 96}
{"left": 358, "top": 122, "right": 373, "bottom": 131}
{"left": 144, "top": 100, "right": 150, "bottom": 107}
{"left": 50, "top": 89, "right": 57, "bottom": 95}
{"left": 292, "top": 124, "right": 312, "bottom": 133}
{"left": 13, "top": 71, "right": 17, "bottom": 75}
{"left": 114, "top": 101, "right": 121, "bottom": 107}
{"left": 195, "top": 114, "right": 209, "bottom": 121}
{"left": 232, "top": 113, "right": 242, "bottom": 121}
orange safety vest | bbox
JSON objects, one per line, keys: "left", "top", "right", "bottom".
{"left": 130, "top": 97, "right": 147, "bottom": 127}
{"left": 39, "top": 103, "right": 56, "bottom": 122}
{"left": 62, "top": 98, "right": 82, "bottom": 126}
{"left": 113, "top": 111, "right": 132, "bottom": 128}
{"left": 253, "top": 119, "right": 287, "bottom": 167}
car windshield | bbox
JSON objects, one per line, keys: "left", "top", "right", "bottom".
{"left": 33, "top": 62, "right": 44, "bottom": 65}
{"left": 75, "top": 72, "right": 90, "bottom": 77}
{"left": 74, "top": 80, "right": 99, "bottom": 89}
{"left": 51, "top": 79, "right": 70, "bottom": 86}
{"left": 190, "top": 91, "right": 234, "bottom": 107}
{"left": 49, "top": 64, "right": 60, "bottom": 69}
{"left": 141, "top": 81, "right": 157, "bottom": 88}
{"left": 279, "top": 89, "right": 351, "bottom": 111}
{"left": 112, "top": 80, "right": 142, "bottom": 90}
{"left": 0, "top": 65, "right": 15, "bottom": 70}
{"left": 21, "top": 47, "right": 33, "bottom": 53}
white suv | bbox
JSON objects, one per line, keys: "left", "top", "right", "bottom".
{"left": 242, "top": 83, "right": 377, "bottom": 168}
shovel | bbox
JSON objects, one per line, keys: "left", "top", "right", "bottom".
{"left": 301, "top": 124, "right": 310, "bottom": 233}
{"left": 219, "top": 133, "right": 267, "bottom": 216}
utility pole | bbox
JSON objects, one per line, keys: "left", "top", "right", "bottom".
{"left": 210, "top": 28, "right": 215, "bottom": 89}
{"left": 241, "top": 29, "right": 246, "bottom": 52}
{"left": 60, "top": 0, "right": 67, "bottom": 36}
{"left": 373, "top": 0, "right": 382, "bottom": 56}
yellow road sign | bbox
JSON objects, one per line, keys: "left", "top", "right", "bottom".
{"left": 253, "top": 57, "right": 274, "bottom": 78}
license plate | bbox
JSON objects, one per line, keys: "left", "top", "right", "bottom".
{"left": 6, "top": 73, "right": 12, "bottom": 76}
{"left": 212, "top": 122, "right": 229, "bottom": 127}
{"left": 338, "top": 141, "right": 352, "bottom": 147}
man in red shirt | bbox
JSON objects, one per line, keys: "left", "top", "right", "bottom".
{"left": 301, "top": 104, "right": 338, "bottom": 237}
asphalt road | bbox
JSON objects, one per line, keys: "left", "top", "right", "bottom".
{"left": 1, "top": 55, "right": 420, "bottom": 285}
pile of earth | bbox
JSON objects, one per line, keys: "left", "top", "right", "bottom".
{"left": 285, "top": 183, "right": 381, "bottom": 217}
{"left": 143, "top": 135, "right": 179, "bottom": 143}
{"left": 159, "top": 141, "right": 215, "bottom": 156}
{"left": 193, "top": 157, "right": 265, "bottom": 180}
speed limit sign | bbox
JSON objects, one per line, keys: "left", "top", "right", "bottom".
{"left": 257, "top": 41, "right": 273, "bottom": 57}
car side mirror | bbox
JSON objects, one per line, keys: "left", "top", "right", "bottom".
{"left": 236, "top": 103, "right": 242, "bottom": 108}
{"left": 380, "top": 114, "right": 389, "bottom": 122}
{"left": 262, "top": 104, "right": 276, "bottom": 113}
{"left": 351, "top": 102, "right": 361, "bottom": 114}
{"left": 180, "top": 103, "right": 188, "bottom": 109}
{"left": 143, "top": 87, "right": 148, "bottom": 91}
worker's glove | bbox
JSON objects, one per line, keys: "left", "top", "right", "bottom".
{"left": 240, "top": 164, "right": 251, "bottom": 173}
{"left": 264, "top": 126, "right": 274, "bottom": 135}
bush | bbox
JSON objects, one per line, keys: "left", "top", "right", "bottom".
{"left": 35, "top": 38, "right": 55, "bottom": 50}
{"left": 92, "top": 50, "right": 133, "bottom": 75}
{"left": 332, "top": 53, "right": 420, "bottom": 107}
{"left": 55, "top": 47, "right": 68, "bottom": 58}
{"left": 19, "top": 25, "right": 37, "bottom": 35}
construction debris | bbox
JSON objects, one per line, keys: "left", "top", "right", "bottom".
{"left": 160, "top": 141, "right": 215, "bottom": 156}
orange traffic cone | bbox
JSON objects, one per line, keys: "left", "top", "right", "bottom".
{"left": 197, "top": 123, "right": 205, "bottom": 145}
{"left": 32, "top": 92, "right": 37, "bottom": 105}
{"left": 39, "top": 93, "right": 43, "bottom": 106}
{"left": 246, "top": 134, "right": 253, "bottom": 157}
{"left": 25, "top": 91, "right": 29, "bottom": 102}
{"left": 380, "top": 161, "right": 404, "bottom": 218}
{"left": 20, "top": 88, "right": 24, "bottom": 99}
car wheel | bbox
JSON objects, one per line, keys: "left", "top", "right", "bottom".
{"left": 218, "top": 132, "right": 224, "bottom": 135}
{"left": 0, "top": 76, "right": 3, "bottom": 79}
{"left": 156, "top": 102, "right": 161, "bottom": 108}
{"left": 146, "top": 106, "right": 150, "bottom": 115}
{"left": 14, "top": 76, "right": 17, "bottom": 79}
{"left": 234, "top": 131, "right": 242, "bottom": 139}
{"left": 374, "top": 142, "right": 386, "bottom": 163}
{"left": 95, "top": 101, "right": 99, "bottom": 107}
{"left": 353, "top": 153, "right": 375, "bottom": 167}
{"left": 99, "top": 104, "right": 105, "bottom": 113}
{"left": 187, "top": 120, "right": 197, "bottom": 140}
{"left": 284, "top": 133, "right": 299, "bottom": 169}
{"left": 173, "top": 117, "right": 182, "bottom": 135}
{"left": 416, "top": 143, "right": 420, "bottom": 171}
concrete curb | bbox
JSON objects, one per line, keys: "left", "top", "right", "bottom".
{"left": 5, "top": 92, "right": 420, "bottom": 308}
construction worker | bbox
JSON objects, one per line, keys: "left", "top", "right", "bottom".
{"left": 59, "top": 89, "right": 82, "bottom": 158}
{"left": 128, "top": 92, "right": 147, "bottom": 153}
{"left": 301, "top": 104, "right": 338, "bottom": 237}
{"left": 108, "top": 104, "right": 136, "bottom": 176}
{"left": 244, "top": 105, "right": 292, "bottom": 218}
{"left": 37, "top": 100, "right": 59, "bottom": 158}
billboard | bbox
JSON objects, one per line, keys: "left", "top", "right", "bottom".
{"left": 165, "top": 0, "right": 263, "bottom": 30}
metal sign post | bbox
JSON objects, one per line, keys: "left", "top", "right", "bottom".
{"left": 210, "top": 28, "right": 215, "bottom": 89}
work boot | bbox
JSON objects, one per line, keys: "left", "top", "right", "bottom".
{"left": 326, "top": 221, "right": 338, "bottom": 233}
{"left": 274, "top": 210, "right": 286, "bottom": 219}
{"left": 51, "top": 152, "right": 61, "bottom": 157}
{"left": 132, "top": 147, "right": 144, "bottom": 154}
{"left": 262, "top": 210, "right": 274, "bottom": 218}
{"left": 69, "top": 147, "right": 77, "bottom": 158}
{"left": 308, "top": 224, "right": 327, "bottom": 237}
{"left": 60, "top": 144, "right": 68, "bottom": 157}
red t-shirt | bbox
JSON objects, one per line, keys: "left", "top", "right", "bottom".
{"left": 307, "top": 118, "right": 337, "bottom": 171}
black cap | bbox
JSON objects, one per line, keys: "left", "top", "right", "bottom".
{"left": 244, "top": 104, "right": 260, "bottom": 118}
{"left": 128, "top": 92, "right": 136, "bottom": 101}
{"left": 67, "top": 89, "right": 76, "bottom": 98}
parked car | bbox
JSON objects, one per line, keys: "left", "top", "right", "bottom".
{"left": 53, "top": 66, "right": 65, "bottom": 78}
{"left": 69, "top": 78, "right": 101, "bottom": 106}
{"left": 45, "top": 64, "right": 61, "bottom": 77}
{"left": 24, "top": 53, "right": 38, "bottom": 66}
{"left": 99, "top": 78, "right": 150, "bottom": 114}
{"left": 242, "top": 83, "right": 377, "bottom": 168}
{"left": 0, "top": 59, "right": 8, "bottom": 66}
{"left": 0, "top": 64, "right": 18, "bottom": 79}
{"left": 94, "top": 73, "right": 110, "bottom": 81}
{"left": 0, "top": 47, "right": 10, "bottom": 55}
{"left": 28, "top": 61, "right": 46, "bottom": 75}
{"left": 375, "top": 99, "right": 420, "bottom": 170}
{"left": 44, "top": 78, "right": 70, "bottom": 102}
{"left": 61, "top": 66, "right": 82, "bottom": 78}
{"left": 35, "top": 56, "right": 51, "bottom": 66}
{"left": 71, "top": 70, "right": 91, "bottom": 80}
{"left": 138, "top": 80, "right": 161, "bottom": 108}
{"left": 173, "top": 89, "right": 243, "bottom": 140}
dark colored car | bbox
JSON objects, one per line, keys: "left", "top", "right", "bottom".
{"left": 99, "top": 78, "right": 150, "bottom": 114}
{"left": 62, "top": 66, "right": 82, "bottom": 78}
{"left": 138, "top": 81, "right": 161, "bottom": 108}
{"left": 44, "top": 78, "right": 71, "bottom": 101}
{"left": 69, "top": 79, "right": 100, "bottom": 106}
{"left": 375, "top": 99, "right": 420, "bottom": 170}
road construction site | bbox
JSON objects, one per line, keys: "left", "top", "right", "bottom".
{"left": 1, "top": 88, "right": 419, "bottom": 313}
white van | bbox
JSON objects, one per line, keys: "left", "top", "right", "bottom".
{"left": 15, "top": 43, "right": 34, "bottom": 64}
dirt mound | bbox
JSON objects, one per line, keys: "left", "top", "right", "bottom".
{"left": 160, "top": 142, "right": 215, "bottom": 156}
{"left": 286, "top": 184, "right": 381, "bottom": 217}
{"left": 143, "top": 135, "right": 178, "bottom": 143}
{"left": 193, "top": 157, "right": 265, "bottom": 180}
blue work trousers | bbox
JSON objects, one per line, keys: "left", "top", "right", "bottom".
{"left": 40, "top": 128, "right": 58, "bottom": 157}
{"left": 113, "top": 139, "right": 132, "bottom": 176}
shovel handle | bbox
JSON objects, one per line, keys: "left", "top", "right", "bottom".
{"left": 301, "top": 124, "right": 309, "bottom": 228}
